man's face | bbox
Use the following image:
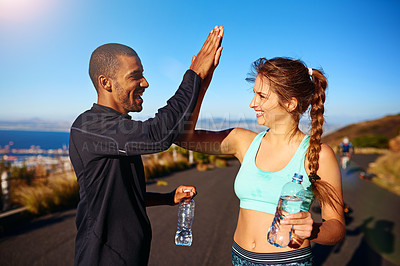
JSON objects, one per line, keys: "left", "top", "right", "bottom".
{"left": 112, "top": 55, "right": 149, "bottom": 113}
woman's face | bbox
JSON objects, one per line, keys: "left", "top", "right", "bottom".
{"left": 250, "top": 75, "right": 287, "bottom": 126}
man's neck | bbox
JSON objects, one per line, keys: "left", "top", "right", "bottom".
{"left": 97, "top": 98, "right": 126, "bottom": 114}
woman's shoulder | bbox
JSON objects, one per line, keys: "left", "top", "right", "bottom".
{"left": 318, "top": 143, "right": 341, "bottom": 182}
{"left": 232, "top": 127, "right": 259, "bottom": 136}
{"left": 230, "top": 128, "right": 259, "bottom": 144}
{"left": 305, "top": 142, "right": 338, "bottom": 176}
{"left": 228, "top": 128, "right": 259, "bottom": 162}
{"left": 319, "top": 143, "right": 337, "bottom": 163}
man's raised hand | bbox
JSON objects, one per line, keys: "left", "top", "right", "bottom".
{"left": 190, "top": 26, "right": 224, "bottom": 80}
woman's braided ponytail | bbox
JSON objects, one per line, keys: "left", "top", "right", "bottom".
{"left": 307, "top": 69, "right": 342, "bottom": 211}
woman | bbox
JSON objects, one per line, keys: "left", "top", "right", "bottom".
{"left": 176, "top": 56, "right": 345, "bottom": 265}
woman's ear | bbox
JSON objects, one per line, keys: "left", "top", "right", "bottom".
{"left": 286, "top": 97, "right": 298, "bottom": 112}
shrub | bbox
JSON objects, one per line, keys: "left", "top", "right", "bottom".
{"left": 10, "top": 164, "right": 35, "bottom": 186}
{"left": 368, "top": 152, "right": 400, "bottom": 195}
{"left": 215, "top": 158, "right": 228, "bottom": 168}
{"left": 353, "top": 135, "right": 389, "bottom": 149}
{"left": 196, "top": 162, "right": 210, "bottom": 172}
{"left": 208, "top": 155, "right": 217, "bottom": 164}
{"left": 143, "top": 153, "right": 190, "bottom": 180}
{"left": 13, "top": 185, "right": 54, "bottom": 214}
{"left": 194, "top": 152, "right": 210, "bottom": 164}
{"left": 12, "top": 172, "right": 79, "bottom": 215}
{"left": 0, "top": 160, "right": 11, "bottom": 172}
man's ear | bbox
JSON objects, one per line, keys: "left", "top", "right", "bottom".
{"left": 286, "top": 97, "right": 298, "bottom": 112}
{"left": 98, "top": 75, "right": 112, "bottom": 92}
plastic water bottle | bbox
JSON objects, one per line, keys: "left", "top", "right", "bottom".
{"left": 267, "top": 173, "right": 305, "bottom": 248}
{"left": 175, "top": 196, "right": 195, "bottom": 246}
{"left": 301, "top": 187, "right": 314, "bottom": 212}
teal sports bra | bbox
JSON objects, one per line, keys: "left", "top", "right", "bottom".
{"left": 234, "top": 130, "right": 314, "bottom": 214}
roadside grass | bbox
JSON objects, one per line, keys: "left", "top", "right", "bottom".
{"left": 12, "top": 172, "right": 79, "bottom": 215}
{"left": 9, "top": 148, "right": 229, "bottom": 215}
{"left": 143, "top": 151, "right": 191, "bottom": 180}
{"left": 368, "top": 152, "right": 400, "bottom": 196}
{"left": 354, "top": 147, "right": 388, "bottom": 154}
{"left": 333, "top": 146, "right": 388, "bottom": 155}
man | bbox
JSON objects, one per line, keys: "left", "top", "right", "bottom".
{"left": 339, "top": 137, "right": 353, "bottom": 156}
{"left": 69, "top": 26, "right": 224, "bottom": 265}
{"left": 339, "top": 137, "right": 353, "bottom": 169}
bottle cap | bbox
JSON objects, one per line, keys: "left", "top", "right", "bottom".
{"left": 293, "top": 173, "right": 303, "bottom": 182}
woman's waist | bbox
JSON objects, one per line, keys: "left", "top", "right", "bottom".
{"left": 232, "top": 241, "right": 313, "bottom": 265}
{"left": 234, "top": 208, "right": 310, "bottom": 253}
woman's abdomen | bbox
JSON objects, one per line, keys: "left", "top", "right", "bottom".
{"left": 233, "top": 208, "right": 310, "bottom": 253}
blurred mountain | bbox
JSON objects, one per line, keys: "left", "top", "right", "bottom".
{"left": 0, "top": 118, "right": 72, "bottom": 132}
{"left": 322, "top": 114, "right": 400, "bottom": 147}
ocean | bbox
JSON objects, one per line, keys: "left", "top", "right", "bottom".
{"left": 0, "top": 130, "right": 70, "bottom": 150}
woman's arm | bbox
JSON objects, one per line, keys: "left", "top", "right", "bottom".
{"left": 176, "top": 128, "right": 256, "bottom": 160}
{"left": 283, "top": 144, "right": 345, "bottom": 245}
{"left": 174, "top": 58, "right": 256, "bottom": 158}
{"left": 310, "top": 144, "right": 345, "bottom": 244}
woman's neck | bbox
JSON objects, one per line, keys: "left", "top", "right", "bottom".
{"left": 265, "top": 120, "right": 303, "bottom": 144}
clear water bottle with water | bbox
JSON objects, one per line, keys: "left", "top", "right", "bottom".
{"left": 267, "top": 173, "right": 305, "bottom": 248}
{"left": 175, "top": 196, "right": 195, "bottom": 246}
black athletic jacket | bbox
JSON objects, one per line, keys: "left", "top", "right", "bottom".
{"left": 69, "top": 70, "right": 201, "bottom": 265}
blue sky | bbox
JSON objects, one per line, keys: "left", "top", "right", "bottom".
{"left": 0, "top": 0, "right": 399, "bottom": 127}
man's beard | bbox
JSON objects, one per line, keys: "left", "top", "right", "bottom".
{"left": 114, "top": 81, "right": 143, "bottom": 113}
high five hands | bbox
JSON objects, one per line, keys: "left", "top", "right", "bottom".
{"left": 190, "top": 26, "right": 224, "bottom": 83}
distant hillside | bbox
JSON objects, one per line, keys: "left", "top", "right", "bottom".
{"left": 0, "top": 119, "right": 72, "bottom": 132}
{"left": 322, "top": 114, "right": 400, "bottom": 148}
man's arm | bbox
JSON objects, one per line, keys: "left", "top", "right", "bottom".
{"left": 146, "top": 185, "right": 196, "bottom": 207}
{"left": 189, "top": 26, "right": 223, "bottom": 80}
{"left": 175, "top": 26, "right": 223, "bottom": 141}
{"left": 124, "top": 26, "right": 223, "bottom": 155}
{"left": 174, "top": 27, "right": 232, "bottom": 155}
{"left": 70, "top": 26, "right": 224, "bottom": 157}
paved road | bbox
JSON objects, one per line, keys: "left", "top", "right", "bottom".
{"left": 147, "top": 160, "right": 240, "bottom": 266}
{"left": 0, "top": 155, "right": 399, "bottom": 265}
{"left": 311, "top": 154, "right": 400, "bottom": 266}
{"left": 0, "top": 208, "right": 76, "bottom": 265}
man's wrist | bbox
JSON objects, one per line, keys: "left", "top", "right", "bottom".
{"left": 187, "top": 68, "right": 202, "bottom": 79}
{"left": 168, "top": 190, "right": 176, "bottom": 206}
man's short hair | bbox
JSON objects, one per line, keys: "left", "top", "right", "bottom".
{"left": 89, "top": 43, "right": 138, "bottom": 90}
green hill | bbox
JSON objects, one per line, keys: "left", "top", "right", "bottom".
{"left": 322, "top": 114, "right": 400, "bottom": 148}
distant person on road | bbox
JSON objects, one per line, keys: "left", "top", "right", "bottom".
{"left": 69, "top": 26, "right": 224, "bottom": 265}
{"left": 175, "top": 57, "right": 345, "bottom": 265}
{"left": 339, "top": 137, "right": 354, "bottom": 158}
{"left": 339, "top": 137, "right": 353, "bottom": 169}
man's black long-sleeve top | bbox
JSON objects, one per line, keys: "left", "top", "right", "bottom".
{"left": 69, "top": 70, "right": 201, "bottom": 266}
